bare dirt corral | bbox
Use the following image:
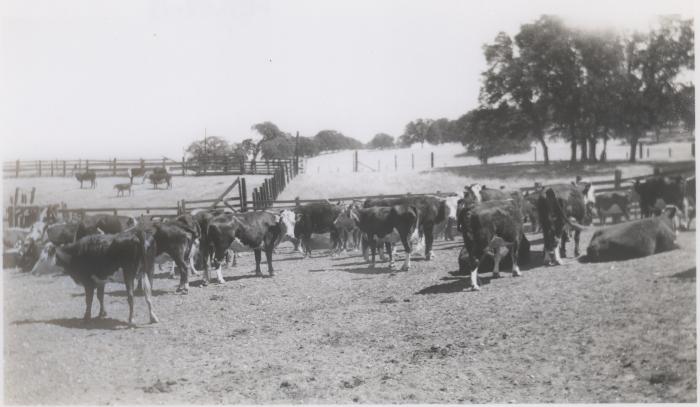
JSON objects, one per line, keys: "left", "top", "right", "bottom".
{"left": 4, "top": 227, "right": 696, "bottom": 403}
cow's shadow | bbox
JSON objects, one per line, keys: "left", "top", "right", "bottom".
{"left": 70, "top": 289, "right": 171, "bottom": 298}
{"left": 12, "top": 317, "right": 130, "bottom": 330}
{"left": 338, "top": 266, "right": 399, "bottom": 275}
{"left": 416, "top": 276, "right": 493, "bottom": 295}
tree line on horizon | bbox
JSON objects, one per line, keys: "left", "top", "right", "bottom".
{"left": 186, "top": 15, "right": 694, "bottom": 166}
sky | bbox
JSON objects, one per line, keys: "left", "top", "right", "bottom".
{"left": 0, "top": 0, "right": 695, "bottom": 160}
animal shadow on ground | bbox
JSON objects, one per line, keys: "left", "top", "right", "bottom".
{"left": 416, "top": 276, "right": 492, "bottom": 295}
{"left": 71, "top": 289, "right": 170, "bottom": 298}
{"left": 13, "top": 317, "right": 129, "bottom": 330}
{"left": 669, "top": 267, "right": 696, "bottom": 281}
{"left": 338, "top": 266, "right": 400, "bottom": 275}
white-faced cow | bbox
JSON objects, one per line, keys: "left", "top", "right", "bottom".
{"left": 458, "top": 198, "right": 525, "bottom": 291}
{"left": 75, "top": 170, "right": 97, "bottom": 189}
{"left": 363, "top": 195, "right": 446, "bottom": 261}
{"left": 205, "top": 210, "right": 296, "bottom": 279}
{"left": 584, "top": 206, "right": 679, "bottom": 262}
{"left": 41, "top": 228, "right": 158, "bottom": 326}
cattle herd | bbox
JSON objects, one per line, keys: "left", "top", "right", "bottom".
{"left": 73, "top": 167, "right": 172, "bottom": 193}
{"left": 2, "top": 172, "right": 695, "bottom": 327}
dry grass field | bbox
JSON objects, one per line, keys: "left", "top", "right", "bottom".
{"left": 4, "top": 229, "right": 696, "bottom": 403}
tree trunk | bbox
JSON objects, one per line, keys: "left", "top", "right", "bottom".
{"left": 539, "top": 137, "right": 550, "bottom": 165}
{"left": 569, "top": 124, "right": 577, "bottom": 162}
{"left": 580, "top": 137, "right": 588, "bottom": 162}
{"left": 588, "top": 137, "right": 597, "bottom": 162}
{"left": 629, "top": 131, "right": 638, "bottom": 163}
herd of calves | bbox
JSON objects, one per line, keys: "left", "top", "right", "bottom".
{"left": 11, "top": 174, "right": 695, "bottom": 326}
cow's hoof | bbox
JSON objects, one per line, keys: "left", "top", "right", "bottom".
{"left": 401, "top": 265, "right": 410, "bottom": 271}
{"left": 150, "top": 315, "right": 159, "bottom": 324}
{"left": 512, "top": 271, "right": 522, "bottom": 277}
{"left": 98, "top": 311, "right": 107, "bottom": 318}
{"left": 268, "top": 271, "right": 275, "bottom": 277}
{"left": 574, "top": 250, "right": 581, "bottom": 257}
{"left": 217, "top": 279, "right": 225, "bottom": 285}
{"left": 470, "top": 285, "right": 481, "bottom": 291}
{"left": 492, "top": 273, "right": 501, "bottom": 279}
{"left": 255, "top": 271, "right": 263, "bottom": 277}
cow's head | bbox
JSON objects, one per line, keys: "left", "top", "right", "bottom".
{"left": 464, "top": 183, "right": 483, "bottom": 203}
{"left": 539, "top": 189, "right": 566, "bottom": 265}
{"left": 277, "top": 209, "right": 297, "bottom": 241}
{"left": 207, "top": 221, "right": 237, "bottom": 267}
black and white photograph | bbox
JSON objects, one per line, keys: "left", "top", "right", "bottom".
{"left": 1, "top": 0, "right": 696, "bottom": 403}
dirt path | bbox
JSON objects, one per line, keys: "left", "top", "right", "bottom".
{"left": 4, "top": 230, "right": 696, "bottom": 403}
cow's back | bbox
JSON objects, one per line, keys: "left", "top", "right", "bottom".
{"left": 586, "top": 216, "right": 676, "bottom": 261}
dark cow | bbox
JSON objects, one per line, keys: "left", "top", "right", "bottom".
{"left": 634, "top": 176, "right": 689, "bottom": 228}
{"left": 148, "top": 167, "right": 172, "bottom": 189}
{"left": 294, "top": 202, "right": 343, "bottom": 257}
{"left": 343, "top": 204, "right": 419, "bottom": 270}
{"left": 536, "top": 185, "right": 589, "bottom": 265}
{"left": 206, "top": 210, "right": 295, "bottom": 278}
{"left": 41, "top": 228, "right": 158, "bottom": 326}
{"left": 141, "top": 214, "right": 201, "bottom": 293}
{"left": 458, "top": 198, "right": 524, "bottom": 290}
{"left": 75, "top": 170, "right": 97, "bottom": 189}
{"left": 191, "top": 208, "right": 237, "bottom": 285}
{"left": 595, "top": 191, "right": 631, "bottom": 225}
{"left": 684, "top": 176, "right": 696, "bottom": 228}
{"left": 46, "top": 222, "right": 80, "bottom": 245}
{"left": 363, "top": 195, "right": 446, "bottom": 260}
{"left": 127, "top": 167, "right": 148, "bottom": 184}
{"left": 75, "top": 214, "right": 137, "bottom": 241}
{"left": 584, "top": 206, "right": 679, "bottom": 262}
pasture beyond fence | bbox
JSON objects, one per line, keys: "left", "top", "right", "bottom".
{"left": 3, "top": 157, "right": 300, "bottom": 178}
{"left": 4, "top": 162, "right": 694, "bottom": 227}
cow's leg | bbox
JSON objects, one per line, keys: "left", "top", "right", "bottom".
{"left": 386, "top": 242, "right": 395, "bottom": 269}
{"left": 361, "top": 235, "right": 370, "bottom": 262}
{"left": 83, "top": 283, "right": 95, "bottom": 321}
{"left": 559, "top": 231, "right": 568, "bottom": 258}
{"left": 141, "top": 271, "right": 159, "bottom": 323}
{"left": 424, "top": 226, "right": 435, "bottom": 260}
{"left": 97, "top": 284, "right": 107, "bottom": 318}
{"left": 265, "top": 246, "right": 274, "bottom": 276}
{"left": 369, "top": 236, "right": 377, "bottom": 269}
{"left": 470, "top": 263, "right": 481, "bottom": 291}
{"left": 492, "top": 249, "right": 502, "bottom": 279}
{"left": 400, "top": 232, "right": 412, "bottom": 271}
{"left": 543, "top": 249, "right": 552, "bottom": 266}
{"left": 553, "top": 240, "right": 564, "bottom": 265}
{"left": 124, "top": 277, "right": 136, "bottom": 327}
{"left": 174, "top": 250, "right": 189, "bottom": 294}
{"left": 511, "top": 241, "right": 521, "bottom": 277}
{"left": 254, "top": 248, "right": 263, "bottom": 276}
{"left": 573, "top": 230, "right": 581, "bottom": 257}
{"left": 302, "top": 234, "right": 312, "bottom": 258}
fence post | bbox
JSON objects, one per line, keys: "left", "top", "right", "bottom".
{"left": 51, "top": 161, "right": 54, "bottom": 176}
{"left": 241, "top": 178, "right": 248, "bottom": 211}
{"left": 431, "top": 152, "right": 434, "bottom": 168}
{"left": 639, "top": 143, "right": 643, "bottom": 159}
{"left": 63, "top": 161, "right": 66, "bottom": 177}
{"left": 668, "top": 148, "right": 672, "bottom": 158}
{"left": 113, "top": 158, "right": 117, "bottom": 176}
{"left": 411, "top": 153, "right": 415, "bottom": 170}
{"left": 653, "top": 166, "right": 661, "bottom": 176}
{"left": 647, "top": 148, "right": 650, "bottom": 158}
{"left": 38, "top": 160, "right": 41, "bottom": 176}
{"left": 140, "top": 159, "right": 145, "bottom": 169}
{"left": 182, "top": 156, "right": 186, "bottom": 176}
{"left": 16, "top": 160, "right": 19, "bottom": 177}
{"left": 614, "top": 169, "right": 622, "bottom": 189}
{"left": 86, "top": 159, "right": 89, "bottom": 170}
{"left": 534, "top": 147, "right": 537, "bottom": 162}
{"left": 30, "top": 187, "right": 36, "bottom": 204}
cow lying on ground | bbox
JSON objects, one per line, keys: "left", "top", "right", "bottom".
{"left": 294, "top": 202, "right": 343, "bottom": 257}
{"left": 536, "top": 185, "right": 589, "bottom": 265}
{"left": 205, "top": 210, "right": 296, "bottom": 278}
{"left": 595, "top": 191, "right": 631, "bottom": 225}
{"left": 41, "top": 228, "right": 158, "bottom": 326}
{"left": 458, "top": 198, "right": 525, "bottom": 290}
{"left": 114, "top": 183, "right": 133, "bottom": 197}
{"left": 340, "top": 204, "right": 420, "bottom": 270}
{"left": 75, "top": 170, "right": 97, "bottom": 189}
{"left": 584, "top": 206, "right": 679, "bottom": 262}
{"left": 364, "top": 195, "right": 446, "bottom": 260}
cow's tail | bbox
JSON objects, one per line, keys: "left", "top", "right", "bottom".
{"left": 547, "top": 189, "right": 587, "bottom": 231}
{"left": 135, "top": 229, "right": 155, "bottom": 287}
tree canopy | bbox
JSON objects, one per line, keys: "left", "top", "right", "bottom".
{"left": 367, "top": 133, "right": 395, "bottom": 149}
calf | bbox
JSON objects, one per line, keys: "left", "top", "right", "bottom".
{"left": 41, "top": 228, "right": 158, "bottom": 326}
{"left": 458, "top": 199, "right": 524, "bottom": 290}
{"left": 114, "top": 183, "right": 133, "bottom": 197}
{"left": 585, "top": 206, "right": 679, "bottom": 262}
{"left": 75, "top": 170, "right": 97, "bottom": 189}
{"left": 346, "top": 204, "right": 419, "bottom": 270}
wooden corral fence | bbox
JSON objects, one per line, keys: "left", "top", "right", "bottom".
{"left": 250, "top": 161, "right": 300, "bottom": 210}
{"left": 3, "top": 157, "right": 302, "bottom": 178}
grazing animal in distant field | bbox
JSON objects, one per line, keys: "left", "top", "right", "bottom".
{"left": 127, "top": 167, "right": 148, "bottom": 184}
{"left": 42, "top": 229, "right": 158, "bottom": 326}
{"left": 114, "top": 183, "right": 133, "bottom": 197}
{"left": 146, "top": 167, "right": 172, "bottom": 189}
{"left": 584, "top": 206, "right": 679, "bottom": 262}
{"left": 75, "top": 170, "right": 96, "bottom": 189}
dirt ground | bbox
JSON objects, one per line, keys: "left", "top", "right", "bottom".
{"left": 4, "top": 227, "right": 696, "bottom": 404}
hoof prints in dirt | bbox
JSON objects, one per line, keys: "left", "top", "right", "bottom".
{"left": 143, "top": 379, "right": 177, "bottom": 393}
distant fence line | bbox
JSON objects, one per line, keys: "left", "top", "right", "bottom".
{"left": 3, "top": 157, "right": 302, "bottom": 178}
